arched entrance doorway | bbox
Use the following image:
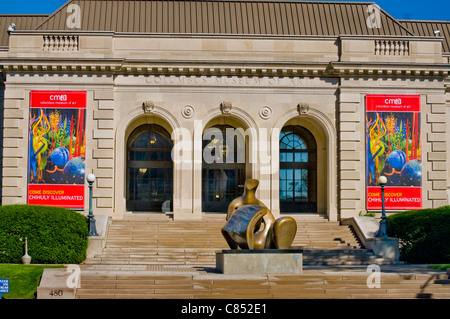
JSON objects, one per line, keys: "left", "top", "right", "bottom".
{"left": 279, "top": 125, "right": 317, "bottom": 213}
{"left": 202, "top": 124, "right": 246, "bottom": 213}
{"left": 126, "top": 124, "right": 173, "bottom": 212}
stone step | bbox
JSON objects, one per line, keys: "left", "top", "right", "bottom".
{"left": 84, "top": 214, "right": 373, "bottom": 267}
{"left": 75, "top": 272, "right": 450, "bottom": 299}
{"left": 84, "top": 250, "right": 394, "bottom": 266}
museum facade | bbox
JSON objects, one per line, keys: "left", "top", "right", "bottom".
{"left": 0, "top": 0, "right": 449, "bottom": 221}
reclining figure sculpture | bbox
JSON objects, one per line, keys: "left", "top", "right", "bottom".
{"left": 221, "top": 179, "right": 297, "bottom": 250}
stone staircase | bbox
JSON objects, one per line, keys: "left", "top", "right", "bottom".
{"left": 76, "top": 269, "right": 450, "bottom": 299}
{"left": 77, "top": 213, "right": 450, "bottom": 299}
{"left": 83, "top": 213, "right": 390, "bottom": 267}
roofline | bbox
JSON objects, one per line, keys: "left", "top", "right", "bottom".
{"left": 371, "top": 4, "right": 414, "bottom": 36}
{"left": 398, "top": 19, "right": 450, "bottom": 24}
{"left": 37, "top": 0, "right": 378, "bottom": 3}
{"left": 0, "top": 14, "right": 49, "bottom": 16}
{"left": 34, "top": 0, "right": 72, "bottom": 31}
{"left": 33, "top": 0, "right": 413, "bottom": 37}
{"left": 8, "top": 29, "right": 443, "bottom": 42}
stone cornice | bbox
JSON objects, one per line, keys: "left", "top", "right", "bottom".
{"left": 0, "top": 58, "right": 332, "bottom": 77}
{"left": 0, "top": 58, "right": 123, "bottom": 73}
{"left": 330, "top": 62, "right": 449, "bottom": 78}
{"left": 119, "top": 60, "right": 333, "bottom": 77}
{"left": 0, "top": 58, "right": 448, "bottom": 79}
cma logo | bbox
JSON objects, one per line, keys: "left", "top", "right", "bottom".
{"left": 385, "top": 98, "right": 402, "bottom": 105}
{"left": 50, "top": 94, "right": 67, "bottom": 101}
{"left": 66, "top": 4, "right": 81, "bottom": 29}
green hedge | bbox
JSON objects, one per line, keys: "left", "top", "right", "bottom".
{"left": 387, "top": 206, "right": 450, "bottom": 264}
{"left": 0, "top": 205, "right": 88, "bottom": 264}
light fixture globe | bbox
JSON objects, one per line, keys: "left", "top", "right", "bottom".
{"left": 87, "top": 173, "right": 96, "bottom": 183}
{"left": 378, "top": 176, "right": 387, "bottom": 185}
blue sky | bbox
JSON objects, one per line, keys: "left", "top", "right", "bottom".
{"left": 0, "top": 0, "right": 449, "bottom": 21}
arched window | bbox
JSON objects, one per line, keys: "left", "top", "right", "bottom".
{"left": 202, "top": 125, "right": 246, "bottom": 213}
{"left": 126, "top": 124, "right": 173, "bottom": 211}
{"left": 279, "top": 126, "right": 317, "bottom": 213}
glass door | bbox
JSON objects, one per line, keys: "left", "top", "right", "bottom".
{"left": 202, "top": 125, "right": 246, "bottom": 213}
{"left": 126, "top": 124, "right": 173, "bottom": 212}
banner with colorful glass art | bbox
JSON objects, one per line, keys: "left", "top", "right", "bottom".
{"left": 27, "top": 91, "right": 86, "bottom": 208}
{"left": 366, "top": 95, "right": 422, "bottom": 210}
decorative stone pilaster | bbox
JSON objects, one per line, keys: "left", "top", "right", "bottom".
{"left": 337, "top": 91, "right": 365, "bottom": 219}
{"left": 92, "top": 90, "right": 115, "bottom": 213}
{"left": 1, "top": 87, "right": 27, "bottom": 205}
{"left": 426, "top": 94, "right": 448, "bottom": 208}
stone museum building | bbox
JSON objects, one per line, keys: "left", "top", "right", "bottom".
{"left": 0, "top": 0, "right": 449, "bottom": 222}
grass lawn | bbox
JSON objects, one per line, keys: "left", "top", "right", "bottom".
{"left": 428, "top": 264, "right": 450, "bottom": 271}
{"left": 0, "top": 264, "right": 65, "bottom": 299}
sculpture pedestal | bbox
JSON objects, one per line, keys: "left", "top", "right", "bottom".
{"left": 216, "top": 249, "right": 303, "bottom": 274}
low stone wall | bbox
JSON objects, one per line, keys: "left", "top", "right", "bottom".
{"left": 342, "top": 216, "right": 399, "bottom": 262}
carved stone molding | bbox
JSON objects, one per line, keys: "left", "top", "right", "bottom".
{"left": 220, "top": 101, "right": 232, "bottom": 114}
{"left": 297, "top": 103, "right": 310, "bottom": 115}
{"left": 142, "top": 100, "right": 155, "bottom": 114}
{"left": 259, "top": 105, "right": 273, "bottom": 120}
{"left": 2, "top": 60, "right": 447, "bottom": 78}
{"left": 182, "top": 105, "right": 195, "bottom": 119}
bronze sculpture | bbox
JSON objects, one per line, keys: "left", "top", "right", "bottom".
{"left": 221, "top": 179, "right": 297, "bottom": 250}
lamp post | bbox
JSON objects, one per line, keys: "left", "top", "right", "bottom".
{"left": 377, "top": 175, "right": 388, "bottom": 238}
{"left": 87, "top": 174, "right": 98, "bottom": 236}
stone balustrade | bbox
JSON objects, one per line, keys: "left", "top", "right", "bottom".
{"left": 43, "top": 35, "right": 79, "bottom": 52}
{"left": 375, "top": 39, "right": 410, "bottom": 56}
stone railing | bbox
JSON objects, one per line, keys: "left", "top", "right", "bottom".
{"left": 375, "top": 39, "right": 409, "bottom": 56}
{"left": 43, "top": 35, "right": 79, "bottom": 52}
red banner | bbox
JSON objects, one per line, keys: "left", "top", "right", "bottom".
{"left": 30, "top": 91, "right": 87, "bottom": 109}
{"left": 366, "top": 95, "right": 421, "bottom": 112}
{"left": 27, "top": 184, "right": 85, "bottom": 208}
{"left": 28, "top": 91, "right": 86, "bottom": 208}
{"left": 367, "top": 186, "right": 422, "bottom": 210}
{"left": 365, "top": 95, "right": 422, "bottom": 210}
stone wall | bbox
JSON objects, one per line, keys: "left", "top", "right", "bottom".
{"left": 0, "top": 32, "right": 448, "bottom": 220}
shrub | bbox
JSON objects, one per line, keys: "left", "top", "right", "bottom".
{"left": 0, "top": 205, "right": 88, "bottom": 264}
{"left": 387, "top": 206, "right": 450, "bottom": 264}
